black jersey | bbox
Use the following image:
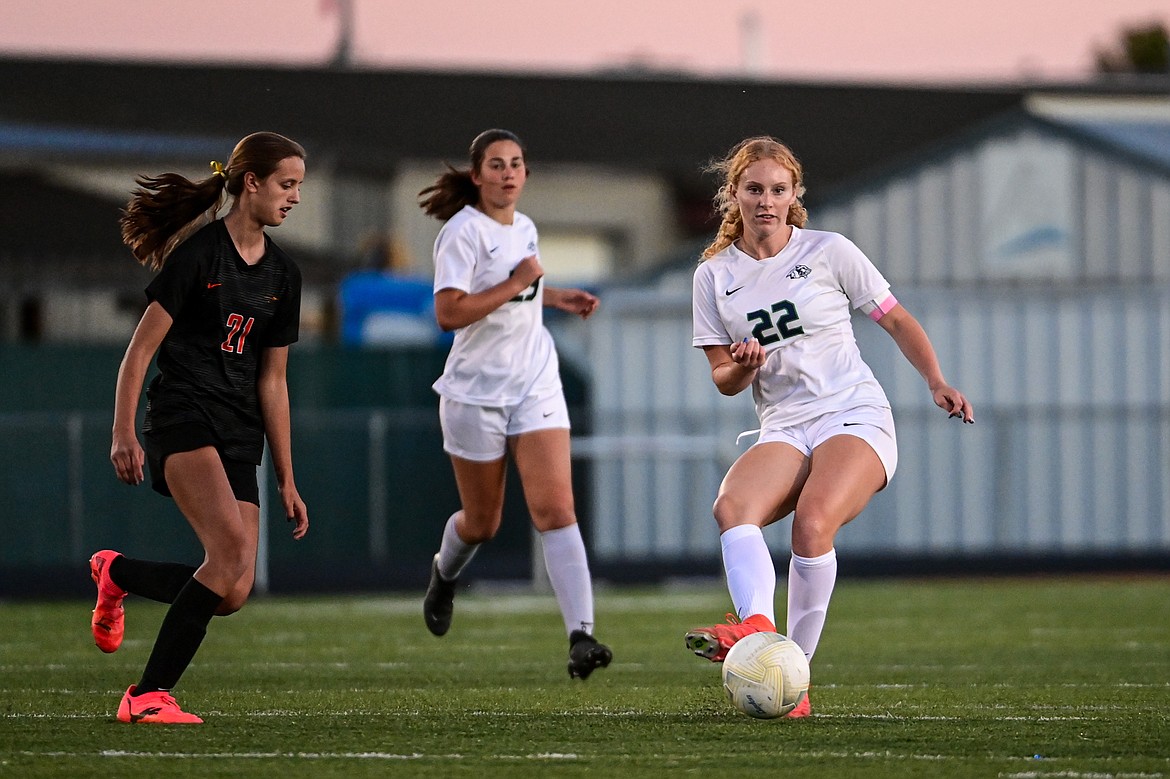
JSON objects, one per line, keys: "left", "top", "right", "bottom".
{"left": 143, "top": 219, "right": 302, "bottom": 465}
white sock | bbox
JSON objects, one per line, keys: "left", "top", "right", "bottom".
{"left": 436, "top": 512, "right": 479, "bottom": 581}
{"left": 540, "top": 524, "right": 595, "bottom": 636}
{"left": 720, "top": 525, "right": 776, "bottom": 624}
{"left": 787, "top": 548, "right": 838, "bottom": 662}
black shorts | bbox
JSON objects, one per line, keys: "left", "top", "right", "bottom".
{"left": 144, "top": 422, "right": 260, "bottom": 506}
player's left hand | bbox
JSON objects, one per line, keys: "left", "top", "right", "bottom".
{"left": 552, "top": 288, "right": 599, "bottom": 319}
{"left": 931, "top": 384, "right": 974, "bottom": 424}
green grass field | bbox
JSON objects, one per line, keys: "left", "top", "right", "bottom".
{"left": 2, "top": 577, "right": 1168, "bottom": 778}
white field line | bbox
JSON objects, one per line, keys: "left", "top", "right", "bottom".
{"left": 9, "top": 666, "right": 1164, "bottom": 684}
{"left": 14, "top": 750, "right": 578, "bottom": 761}
{"left": 10, "top": 750, "right": 1166, "bottom": 770}
{"left": 1001, "top": 767, "right": 1165, "bottom": 771}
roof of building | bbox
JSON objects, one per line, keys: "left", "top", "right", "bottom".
{"left": 810, "top": 101, "right": 1170, "bottom": 208}
{"left": 1059, "top": 118, "right": 1170, "bottom": 168}
{"left": 0, "top": 56, "right": 1033, "bottom": 188}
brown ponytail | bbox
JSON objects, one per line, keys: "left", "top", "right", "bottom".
{"left": 418, "top": 165, "right": 480, "bottom": 221}
{"left": 119, "top": 171, "right": 226, "bottom": 271}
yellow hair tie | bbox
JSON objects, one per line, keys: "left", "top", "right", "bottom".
{"left": 209, "top": 160, "right": 227, "bottom": 179}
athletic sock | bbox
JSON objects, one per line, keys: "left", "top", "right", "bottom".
{"left": 720, "top": 524, "right": 776, "bottom": 624}
{"left": 108, "top": 556, "right": 198, "bottom": 604}
{"left": 134, "top": 577, "right": 224, "bottom": 695}
{"left": 435, "top": 512, "right": 479, "bottom": 581}
{"left": 540, "top": 524, "right": 595, "bottom": 635}
{"left": 786, "top": 548, "right": 838, "bottom": 662}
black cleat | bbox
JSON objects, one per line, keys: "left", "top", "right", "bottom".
{"left": 567, "top": 630, "right": 612, "bottom": 680}
{"left": 423, "top": 554, "right": 457, "bottom": 636}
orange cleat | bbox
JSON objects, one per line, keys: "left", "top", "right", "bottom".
{"left": 786, "top": 689, "right": 812, "bottom": 719}
{"left": 684, "top": 612, "right": 776, "bottom": 662}
{"left": 89, "top": 550, "right": 127, "bottom": 653}
{"left": 117, "top": 685, "right": 203, "bottom": 724}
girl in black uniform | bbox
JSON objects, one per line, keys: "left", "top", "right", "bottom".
{"left": 91, "top": 131, "right": 309, "bottom": 724}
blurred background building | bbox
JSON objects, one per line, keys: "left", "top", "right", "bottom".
{"left": 1, "top": 7, "right": 1168, "bottom": 594}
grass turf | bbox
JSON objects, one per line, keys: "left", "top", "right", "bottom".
{"left": 1, "top": 577, "right": 1168, "bottom": 778}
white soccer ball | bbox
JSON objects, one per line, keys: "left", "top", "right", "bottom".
{"left": 721, "top": 631, "right": 810, "bottom": 719}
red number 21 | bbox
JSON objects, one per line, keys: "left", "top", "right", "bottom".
{"left": 221, "top": 313, "right": 255, "bottom": 354}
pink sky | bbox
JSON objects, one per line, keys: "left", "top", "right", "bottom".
{"left": 2, "top": 0, "right": 1167, "bottom": 83}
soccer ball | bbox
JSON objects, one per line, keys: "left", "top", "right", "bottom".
{"left": 721, "top": 632, "right": 810, "bottom": 719}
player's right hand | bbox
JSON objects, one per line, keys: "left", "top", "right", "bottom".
{"left": 729, "top": 337, "right": 767, "bottom": 370}
{"left": 511, "top": 255, "right": 544, "bottom": 288}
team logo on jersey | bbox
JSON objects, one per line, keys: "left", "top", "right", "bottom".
{"left": 527, "top": 241, "right": 537, "bottom": 252}
{"left": 786, "top": 264, "right": 812, "bottom": 279}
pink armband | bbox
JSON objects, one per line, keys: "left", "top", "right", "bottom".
{"left": 865, "top": 294, "right": 898, "bottom": 322}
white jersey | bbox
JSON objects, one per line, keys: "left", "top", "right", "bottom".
{"left": 432, "top": 205, "right": 561, "bottom": 406}
{"left": 692, "top": 226, "right": 892, "bottom": 429}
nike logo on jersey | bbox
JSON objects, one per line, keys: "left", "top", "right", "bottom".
{"left": 842, "top": 422, "right": 865, "bottom": 427}
{"left": 543, "top": 411, "right": 555, "bottom": 418}
{"left": 725, "top": 285, "right": 745, "bottom": 296}
{"left": 488, "top": 246, "right": 499, "bottom": 254}
{"left": 207, "top": 282, "right": 222, "bottom": 289}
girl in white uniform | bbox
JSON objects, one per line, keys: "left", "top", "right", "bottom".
{"left": 418, "top": 129, "right": 612, "bottom": 679}
{"left": 685, "top": 137, "right": 974, "bottom": 716}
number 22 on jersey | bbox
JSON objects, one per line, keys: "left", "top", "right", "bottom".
{"left": 747, "top": 300, "right": 804, "bottom": 345}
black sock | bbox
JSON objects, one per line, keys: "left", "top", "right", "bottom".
{"left": 134, "top": 577, "right": 224, "bottom": 695}
{"left": 109, "top": 556, "right": 198, "bottom": 604}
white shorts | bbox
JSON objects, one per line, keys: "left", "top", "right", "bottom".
{"left": 753, "top": 405, "right": 898, "bottom": 484}
{"left": 439, "top": 389, "right": 571, "bottom": 462}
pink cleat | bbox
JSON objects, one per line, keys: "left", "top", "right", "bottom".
{"left": 117, "top": 685, "right": 203, "bottom": 724}
{"left": 89, "top": 550, "right": 127, "bottom": 653}
{"left": 786, "top": 689, "right": 812, "bottom": 719}
{"left": 684, "top": 613, "right": 776, "bottom": 662}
